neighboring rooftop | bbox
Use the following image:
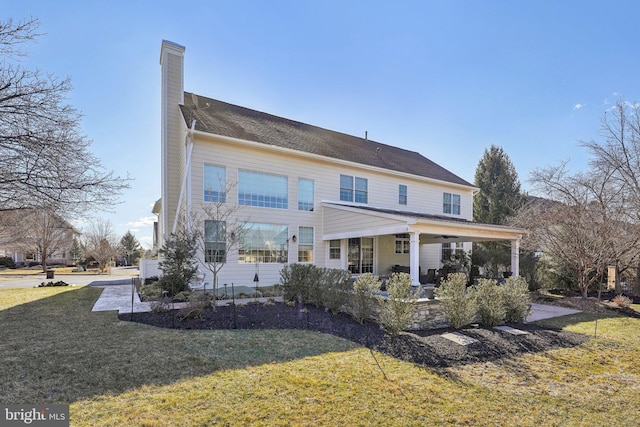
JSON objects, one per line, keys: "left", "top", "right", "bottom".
{"left": 180, "top": 92, "right": 474, "bottom": 187}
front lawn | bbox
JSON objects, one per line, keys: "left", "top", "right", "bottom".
{"left": 1, "top": 287, "right": 639, "bottom": 426}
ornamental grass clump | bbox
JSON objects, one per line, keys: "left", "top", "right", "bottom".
{"left": 435, "top": 272, "right": 477, "bottom": 329}
{"left": 350, "top": 273, "right": 382, "bottom": 324}
{"left": 503, "top": 275, "right": 532, "bottom": 323}
{"left": 378, "top": 273, "right": 420, "bottom": 334}
{"left": 474, "top": 278, "right": 506, "bottom": 327}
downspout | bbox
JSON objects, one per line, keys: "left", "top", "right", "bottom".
{"left": 172, "top": 119, "right": 196, "bottom": 234}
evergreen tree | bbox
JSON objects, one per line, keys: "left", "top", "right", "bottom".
{"left": 158, "top": 231, "right": 198, "bottom": 296}
{"left": 473, "top": 145, "right": 525, "bottom": 277}
{"left": 119, "top": 230, "right": 142, "bottom": 266}
{"left": 473, "top": 145, "right": 523, "bottom": 224}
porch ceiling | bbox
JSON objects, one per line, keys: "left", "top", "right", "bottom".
{"left": 321, "top": 202, "right": 524, "bottom": 242}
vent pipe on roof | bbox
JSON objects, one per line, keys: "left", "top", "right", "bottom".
{"left": 365, "top": 131, "right": 368, "bottom": 140}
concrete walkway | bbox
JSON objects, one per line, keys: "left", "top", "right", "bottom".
{"left": 91, "top": 283, "right": 152, "bottom": 314}
{"left": 526, "top": 303, "right": 581, "bottom": 322}
{"left": 91, "top": 284, "right": 283, "bottom": 314}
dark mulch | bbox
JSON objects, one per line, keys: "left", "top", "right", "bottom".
{"left": 120, "top": 302, "right": 589, "bottom": 368}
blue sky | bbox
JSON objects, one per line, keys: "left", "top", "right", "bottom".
{"left": 5, "top": 1, "right": 640, "bottom": 248}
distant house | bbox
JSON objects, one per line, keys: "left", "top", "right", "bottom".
{"left": 154, "top": 40, "right": 524, "bottom": 287}
{"left": 0, "top": 210, "right": 79, "bottom": 266}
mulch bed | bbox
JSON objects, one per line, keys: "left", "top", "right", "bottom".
{"left": 120, "top": 302, "right": 589, "bottom": 368}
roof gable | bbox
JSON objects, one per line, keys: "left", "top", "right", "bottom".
{"left": 180, "top": 92, "right": 473, "bottom": 187}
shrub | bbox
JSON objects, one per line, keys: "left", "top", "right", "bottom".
{"left": 321, "top": 268, "right": 351, "bottom": 314}
{"left": 150, "top": 296, "right": 173, "bottom": 313}
{"left": 612, "top": 294, "right": 632, "bottom": 308}
{"left": 158, "top": 231, "right": 198, "bottom": 297}
{"left": 259, "top": 284, "right": 284, "bottom": 298}
{"left": 503, "top": 276, "right": 531, "bottom": 323}
{"left": 435, "top": 272, "right": 476, "bottom": 329}
{"left": 177, "top": 293, "right": 211, "bottom": 320}
{"left": 474, "top": 278, "right": 505, "bottom": 327}
{"left": 157, "top": 273, "right": 190, "bottom": 298}
{"left": 140, "top": 282, "right": 163, "bottom": 301}
{"left": 378, "top": 273, "right": 420, "bottom": 334}
{"left": 0, "top": 256, "right": 15, "bottom": 268}
{"left": 304, "top": 265, "right": 324, "bottom": 307}
{"left": 350, "top": 273, "right": 382, "bottom": 324}
{"left": 280, "top": 263, "right": 313, "bottom": 302}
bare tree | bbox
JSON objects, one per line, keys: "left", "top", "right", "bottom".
{"left": 8, "top": 209, "right": 77, "bottom": 272}
{"left": 83, "top": 219, "right": 118, "bottom": 273}
{"left": 191, "top": 181, "right": 248, "bottom": 296}
{"left": 514, "top": 162, "right": 640, "bottom": 298}
{"left": 581, "top": 99, "right": 640, "bottom": 293}
{"left": 0, "top": 17, "right": 129, "bottom": 217}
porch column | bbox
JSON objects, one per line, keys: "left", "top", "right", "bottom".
{"left": 409, "top": 232, "right": 421, "bottom": 286}
{"left": 511, "top": 239, "right": 520, "bottom": 276}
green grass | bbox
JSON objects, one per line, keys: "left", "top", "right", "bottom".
{"left": 2, "top": 287, "right": 640, "bottom": 426}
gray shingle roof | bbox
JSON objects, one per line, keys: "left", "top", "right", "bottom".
{"left": 180, "top": 92, "right": 474, "bottom": 187}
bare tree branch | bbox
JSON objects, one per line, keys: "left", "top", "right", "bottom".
{"left": 0, "top": 17, "right": 130, "bottom": 217}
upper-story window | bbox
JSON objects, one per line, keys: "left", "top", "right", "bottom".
{"left": 443, "top": 192, "right": 461, "bottom": 215}
{"left": 399, "top": 185, "right": 407, "bottom": 205}
{"left": 204, "top": 164, "right": 226, "bottom": 203}
{"left": 238, "top": 170, "right": 288, "bottom": 209}
{"left": 298, "top": 178, "right": 314, "bottom": 211}
{"left": 340, "top": 175, "right": 368, "bottom": 204}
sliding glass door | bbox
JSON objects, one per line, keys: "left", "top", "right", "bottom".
{"left": 348, "top": 237, "right": 374, "bottom": 274}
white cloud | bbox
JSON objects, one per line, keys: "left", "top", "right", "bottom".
{"left": 573, "top": 103, "right": 585, "bottom": 110}
{"left": 126, "top": 216, "right": 157, "bottom": 231}
{"left": 138, "top": 235, "right": 154, "bottom": 250}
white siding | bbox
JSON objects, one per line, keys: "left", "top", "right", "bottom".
{"left": 185, "top": 134, "right": 477, "bottom": 286}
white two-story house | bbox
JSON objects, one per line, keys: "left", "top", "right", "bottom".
{"left": 155, "top": 40, "right": 523, "bottom": 288}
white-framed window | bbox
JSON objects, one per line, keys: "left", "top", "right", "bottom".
{"left": 441, "top": 242, "right": 456, "bottom": 261}
{"left": 298, "top": 226, "right": 314, "bottom": 263}
{"left": 298, "top": 178, "right": 314, "bottom": 211}
{"left": 239, "top": 223, "right": 288, "bottom": 263}
{"left": 395, "top": 234, "right": 410, "bottom": 254}
{"left": 340, "top": 175, "right": 368, "bottom": 203}
{"left": 399, "top": 184, "right": 407, "bottom": 205}
{"left": 204, "top": 220, "right": 226, "bottom": 263}
{"left": 443, "top": 192, "right": 461, "bottom": 215}
{"left": 204, "top": 164, "right": 226, "bottom": 203}
{"left": 340, "top": 174, "right": 353, "bottom": 201}
{"left": 238, "top": 170, "right": 288, "bottom": 209}
{"left": 329, "top": 240, "right": 341, "bottom": 260}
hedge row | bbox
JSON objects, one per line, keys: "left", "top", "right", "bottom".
{"left": 435, "top": 273, "right": 531, "bottom": 329}
{"left": 280, "top": 265, "right": 420, "bottom": 333}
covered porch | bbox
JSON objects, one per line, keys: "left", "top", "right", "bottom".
{"left": 322, "top": 202, "right": 525, "bottom": 286}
